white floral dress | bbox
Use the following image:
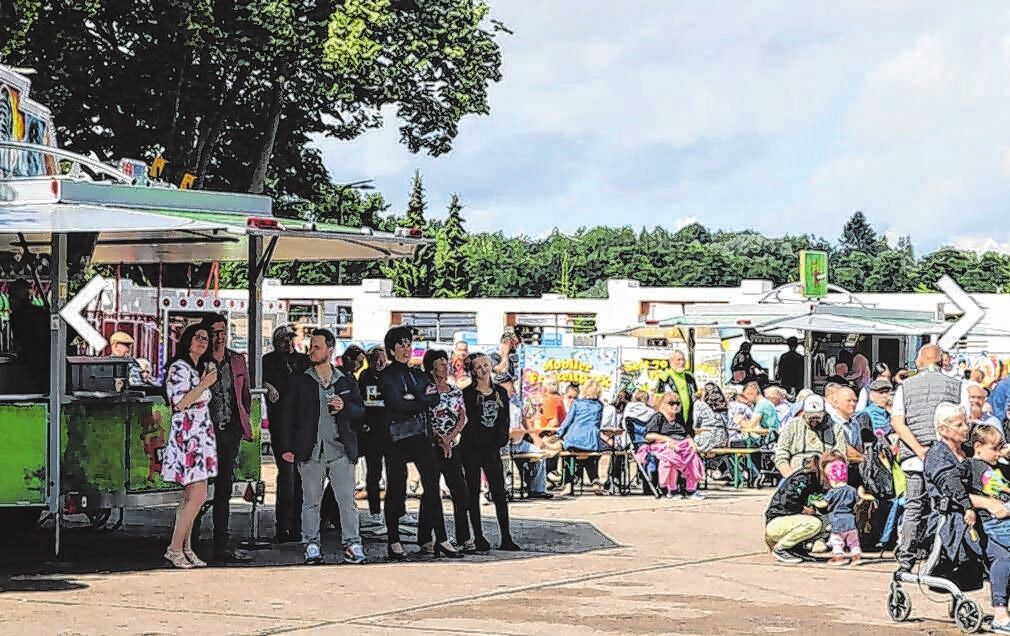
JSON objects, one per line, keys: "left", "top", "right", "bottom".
{"left": 161, "top": 359, "right": 218, "bottom": 485}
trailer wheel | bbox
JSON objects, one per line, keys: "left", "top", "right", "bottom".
{"left": 86, "top": 509, "right": 112, "bottom": 530}
{"left": 887, "top": 585, "right": 911, "bottom": 622}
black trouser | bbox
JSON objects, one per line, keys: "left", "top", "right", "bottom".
{"left": 462, "top": 446, "right": 511, "bottom": 544}
{"left": 360, "top": 430, "right": 386, "bottom": 516}
{"left": 384, "top": 434, "right": 446, "bottom": 545}
{"left": 270, "top": 424, "right": 302, "bottom": 535}
{"left": 418, "top": 447, "right": 470, "bottom": 545}
{"left": 212, "top": 426, "right": 243, "bottom": 552}
{"left": 564, "top": 453, "right": 599, "bottom": 484}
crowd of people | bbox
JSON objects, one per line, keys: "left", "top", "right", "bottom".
{"left": 757, "top": 342, "right": 1010, "bottom": 634}
{"left": 157, "top": 315, "right": 1010, "bottom": 619}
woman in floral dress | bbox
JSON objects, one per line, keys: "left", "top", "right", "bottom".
{"left": 416, "top": 349, "right": 470, "bottom": 552}
{"left": 161, "top": 324, "right": 219, "bottom": 568}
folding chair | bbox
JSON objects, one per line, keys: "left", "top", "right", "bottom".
{"left": 624, "top": 415, "right": 660, "bottom": 497}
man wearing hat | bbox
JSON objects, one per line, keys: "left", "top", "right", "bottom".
{"left": 262, "top": 325, "right": 310, "bottom": 543}
{"left": 778, "top": 336, "right": 804, "bottom": 396}
{"left": 109, "top": 330, "right": 144, "bottom": 387}
{"left": 773, "top": 394, "right": 850, "bottom": 477}
{"left": 853, "top": 379, "right": 893, "bottom": 439}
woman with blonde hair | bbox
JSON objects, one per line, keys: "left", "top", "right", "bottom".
{"left": 554, "top": 379, "right": 608, "bottom": 495}
{"left": 637, "top": 391, "right": 706, "bottom": 499}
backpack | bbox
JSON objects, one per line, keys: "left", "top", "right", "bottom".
{"left": 859, "top": 436, "right": 896, "bottom": 500}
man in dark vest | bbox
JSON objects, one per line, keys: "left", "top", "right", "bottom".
{"left": 890, "top": 343, "right": 963, "bottom": 573}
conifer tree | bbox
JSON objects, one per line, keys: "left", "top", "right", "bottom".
{"left": 434, "top": 193, "right": 472, "bottom": 297}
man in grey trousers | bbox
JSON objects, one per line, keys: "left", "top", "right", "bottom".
{"left": 279, "top": 328, "right": 366, "bottom": 565}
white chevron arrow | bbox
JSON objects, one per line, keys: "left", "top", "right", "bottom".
{"left": 59, "top": 275, "right": 108, "bottom": 352}
{"left": 936, "top": 275, "right": 984, "bottom": 350}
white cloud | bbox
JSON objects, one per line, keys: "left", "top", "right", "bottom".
{"left": 314, "top": 1, "right": 1010, "bottom": 253}
{"left": 951, "top": 236, "right": 1010, "bottom": 255}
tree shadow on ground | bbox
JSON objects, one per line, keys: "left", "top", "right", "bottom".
{"left": 0, "top": 510, "right": 619, "bottom": 576}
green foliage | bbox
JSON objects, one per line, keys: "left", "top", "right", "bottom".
{"left": 433, "top": 193, "right": 471, "bottom": 297}
{"left": 0, "top": 0, "right": 41, "bottom": 58}
{"left": 381, "top": 170, "right": 435, "bottom": 296}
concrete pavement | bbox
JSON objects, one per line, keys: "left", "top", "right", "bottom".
{"left": 0, "top": 483, "right": 972, "bottom": 635}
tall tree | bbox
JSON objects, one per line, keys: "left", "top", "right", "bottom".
{"left": 839, "top": 210, "right": 881, "bottom": 255}
{"left": 382, "top": 171, "right": 435, "bottom": 296}
{"left": 433, "top": 193, "right": 471, "bottom": 297}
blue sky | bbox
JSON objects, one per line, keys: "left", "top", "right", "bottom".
{"left": 317, "top": 1, "right": 1010, "bottom": 255}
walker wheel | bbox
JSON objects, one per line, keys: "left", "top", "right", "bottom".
{"left": 887, "top": 586, "right": 911, "bottom": 622}
{"left": 954, "top": 598, "right": 984, "bottom": 633}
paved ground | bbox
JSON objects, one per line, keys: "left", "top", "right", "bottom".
{"left": 0, "top": 473, "right": 981, "bottom": 635}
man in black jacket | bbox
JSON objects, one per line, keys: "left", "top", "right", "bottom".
{"left": 279, "top": 328, "right": 366, "bottom": 565}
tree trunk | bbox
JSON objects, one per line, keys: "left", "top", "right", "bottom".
{"left": 248, "top": 77, "right": 285, "bottom": 194}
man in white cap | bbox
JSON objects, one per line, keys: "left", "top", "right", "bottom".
{"left": 773, "top": 394, "right": 850, "bottom": 478}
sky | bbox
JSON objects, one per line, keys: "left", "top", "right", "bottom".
{"left": 317, "top": 1, "right": 1010, "bottom": 256}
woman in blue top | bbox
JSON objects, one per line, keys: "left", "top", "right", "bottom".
{"left": 555, "top": 379, "right": 606, "bottom": 495}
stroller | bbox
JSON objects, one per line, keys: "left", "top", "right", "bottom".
{"left": 888, "top": 498, "right": 989, "bottom": 633}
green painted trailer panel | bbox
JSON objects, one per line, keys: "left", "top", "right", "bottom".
{"left": 61, "top": 401, "right": 128, "bottom": 492}
{"left": 0, "top": 403, "right": 48, "bottom": 505}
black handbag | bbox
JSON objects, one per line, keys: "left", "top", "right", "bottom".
{"left": 389, "top": 368, "right": 429, "bottom": 442}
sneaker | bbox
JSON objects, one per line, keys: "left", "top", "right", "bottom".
{"left": 398, "top": 513, "right": 418, "bottom": 526}
{"left": 848, "top": 555, "right": 863, "bottom": 567}
{"left": 343, "top": 544, "right": 366, "bottom": 565}
{"left": 687, "top": 491, "right": 705, "bottom": 501}
{"left": 420, "top": 541, "right": 435, "bottom": 555}
{"left": 771, "top": 548, "right": 803, "bottom": 564}
{"left": 304, "top": 542, "right": 324, "bottom": 565}
{"left": 461, "top": 539, "right": 477, "bottom": 553}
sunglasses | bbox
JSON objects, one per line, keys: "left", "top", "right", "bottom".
{"left": 665, "top": 401, "right": 681, "bottom": 406}
{"left": 395, "top": 338, "right": 412, "bottom": 347}
{"left": 193, "top": 334, "right": 209, "bottom": 342}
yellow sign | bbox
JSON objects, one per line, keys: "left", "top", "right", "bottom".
{"left": 179, "top": 173, "right": 195, "bottom": 190}
{"left": 149, "top": 155, "right": 166, "bottom": 178}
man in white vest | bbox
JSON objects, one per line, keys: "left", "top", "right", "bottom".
{"left": 890, "top": 343, "right": 963, "bottom": 573}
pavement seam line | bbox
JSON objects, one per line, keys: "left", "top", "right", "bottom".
{"left": 0, "top": 596, "right": 324, "bottom": 624}
{"left": 340, "top": 550, "right": 765, "bottom": 625}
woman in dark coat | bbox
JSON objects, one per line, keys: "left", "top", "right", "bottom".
{"left": 378, "top": 326, "right": 463, "bottom": 560}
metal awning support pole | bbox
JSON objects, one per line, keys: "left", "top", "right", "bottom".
{"left": 48, "top": 233, "right": 68, "bottom": 557}
{"left": 247, "top": 234, "right": 275, "bottom": 388}
{"left": 687, "top": 328, "right": 696, "bottom": 373}
{"left": 803, "top": 330, "right": 813, "bottom": 390}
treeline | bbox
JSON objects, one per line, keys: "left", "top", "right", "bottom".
{"left": 230, "top": 175, "right": 1010, "bottom": 298}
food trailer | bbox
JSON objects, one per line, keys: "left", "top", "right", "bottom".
{"left": 0, "top": 65, "right": 423, "bottom": 554}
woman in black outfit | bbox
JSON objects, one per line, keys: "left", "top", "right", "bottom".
{"left": 461, "top": 353, "right": 520, "bottom": 552}
{"left": 378, "top": 326, "right": 463, "bottom": 560}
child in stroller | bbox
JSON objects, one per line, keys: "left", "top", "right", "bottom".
{"left": 888, "top": 403, "right": 1007, "bottom": 633}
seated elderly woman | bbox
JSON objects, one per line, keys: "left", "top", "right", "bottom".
{"left": 636, "top": 391, "right": 705, "bottom": 499}
{"left": 553, "top": 379, "right": 608, "bottom": 495}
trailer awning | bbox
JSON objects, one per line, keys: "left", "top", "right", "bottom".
{"left": 0, "top": 201, "right": 424, "bottom": 264}
{"left": 653, "top": 302, "right": 1009, "bottom": 339}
